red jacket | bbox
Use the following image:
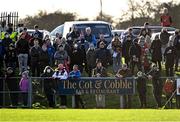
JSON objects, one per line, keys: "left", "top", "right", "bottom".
{"left": 161, "top": 15, "right": 172, "bottom": 27}
{"left": 163, "top": 80, "right": 174, "bottom": 94}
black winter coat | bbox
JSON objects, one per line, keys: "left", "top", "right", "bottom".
{"left": 41, "top": 72, "right": 55, "bottom": 94}
{"left": 30, "top": 46, "right": 42, "bottom": 62}
{"left": 95, "top": 48, "right": 111, "bottom": 67}
{"left": 86, "top": 49, "right": 96, "bottom": 68}
{"left": 122, "top": 39, "right": 133, "bottom": 59}
{"left": 151, "top": 39, "right": 162, "bottom": 62}
{"left": 39, "top": 50, "right": 49, "bottom": 67}
{"left": 164, "top": 46, "right": 176, "bottom": 66}
{"left": 16, "top": 39, "right": 29, "bottom": 54}
{"left": 129, "top": 43, "right": 141, "bottom": 60}
{"left": 136, "top": 76, "right": 147, "bottom": 93}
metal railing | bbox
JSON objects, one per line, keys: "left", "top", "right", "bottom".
{"left": 0, "top": 12, "right": 19, "bottom": 31}
{"left": 0, "top": 76, "right": 180, "bottom": 108}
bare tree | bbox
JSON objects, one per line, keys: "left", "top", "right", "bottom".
{"left": 95, "top": 12, "right": 113, "bottom": 23}
{"left": 20, "top": 10, "right": 76, "bottom": 31}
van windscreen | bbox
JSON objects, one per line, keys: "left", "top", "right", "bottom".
{"left": 75, "top": 23, "right": 111, "bottom": 39}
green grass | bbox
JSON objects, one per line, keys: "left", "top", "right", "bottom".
{"left": 1, "top": 109, "right": 180, "bottom": 122}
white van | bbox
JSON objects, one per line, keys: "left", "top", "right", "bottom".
{"left": 50, "top": 21, "right": 113, "bottom": 43}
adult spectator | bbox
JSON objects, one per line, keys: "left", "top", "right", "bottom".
{"left": 53, "top": 33, "right": 63, "bottom": 51}
{"left": 70, "top": 43, "right": 86, "bottom": 73}
{"left": 173, "top": 30, "right": 180, "bottom": 71}
{"left": 121, "top": 28, "right": 136, "bottom": 42}
{"left": 148, "top": 64, "right": 162, "bottom": 108}
{"left": 22, "top": 27, "right": 33, "bottom": 42}
{"left": 136, "top": 71, "right": 147, "bottom": 108}
{"left": 52, "top": 63, "right": 68, "bottom": 108}
{"left": 116, "top": 64, "right": 132, "bottom": 108}
{"left": 111, "top": 35, "right": 122, "bottom": 73}
{"left": 129, "top": 38, "right": 142, "bottom": 75}
{"left": 16, "top": 33, "right": 29, "bottom": 75}
{"left": 92, "top": 59, "right": 107, "bottom": 108}
{"left": 59, "top": 37, "right": 72, "bottom": 57}
{"left": 5, "top": 67, "right": 19, "bottom": 107}
{"left": 161, "top": 8, "right": 173, "bottom": 27}
{"left": 138, "top": 36, "right": 151, "bottom": 73}
{"left": 84, "top": 27, "right": 96, "bottom": 47}
{"left": 4, "top": 43, "right": 17, "bottom": 69}
{"left": 0, "top": 38, "right": 5, "bottom": 73}
{"left": 32, "top": 25, "right": 43, "bottom": 47}
{"left": 41, "top": 66, "right": 55, "bottom": 108}
{"left": 2, "top": 33, "right": 13, "bottom": 49}
{"left": 151, "top": 35, "right": 162, "bottom": 70}
{"left": 164, "top": 41, "right": 176, "bottom": 76}
{"left": 160, "top": 28, "right": 171, "bottom": 56}
{"left": 139, "top": 22, "right": 152, "bottom": 37}
{"left": 30, "top": 39, "right": 42, "bottom": 77}
{"left": 54, "top": 44, "right": 70, "bottom": 72}
{"left": 33, "top": 25, "right": 43, "bottom": 40}
{"left": 95, "top": 41, "right": 111, "bottom": 68}
{"left": 69, "top": 65, "right": 85, "bottom": 108}
{"left": 97, "top": 34, "right": 108, "bottom": 48}
{"left": 86, "top": 44, "right": 96, "bottom": 77}
{"left": 67, "top": 26, "right": 80, "bottom": 46}
{"left": 6, "top": 23, "right": 18, "bottom": 43}
{"left": 39, "top": 43, "right": 50, "bottom": 73}
{"left": 122, "top": 35, "right": 133, "bottom": 67}
{"left": 145, "top": 35, "right": 152, "bottom": 49}
{"left": 45, "top": 39, "right": 55, "bottom": 66}
{"left": 3, "top": 33, "right": 14, "bottom": 67}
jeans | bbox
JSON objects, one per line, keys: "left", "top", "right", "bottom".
{"left": 18, "top": 54, "right": 28, "bottom": 74}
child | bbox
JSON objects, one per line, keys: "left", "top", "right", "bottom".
{"left": 19, "top": 71, "right": 29, "bottom": 106}
{"left": 163, "top": 78, "right": 175, "bottom": 108}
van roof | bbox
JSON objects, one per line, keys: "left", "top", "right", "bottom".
{"left": 64, "top": 21, "right": 111, "bottom": 25}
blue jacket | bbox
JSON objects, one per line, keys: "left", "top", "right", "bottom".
{"left": 84, "top": 34, "right": 96, "bottom": 47}
{"left": 33, "top": 31, "right": 43, "bottom": 40}
{"left": 69, "top": 70, "right": 81, "bottom": 78}
{"left": 47, "top": 45, "right": 55, "bottom": 58}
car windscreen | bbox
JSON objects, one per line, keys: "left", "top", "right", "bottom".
{"left": 27, "top": 31, "right": 34, "bottom": 36}
{"left": 50, "top": 24, "right": 64, "bottom": 36}
{"left": 132, "top": 28, "right": 141, "bottom": 36}
{"left": 75, "top": 23, "right": 111, "bottom": 39}
{"left": 151, "top": 27, "right": 176, "bottom": 33}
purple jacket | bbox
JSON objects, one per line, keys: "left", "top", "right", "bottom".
{"left": 19, "top": 78, "right": 29, "bottom": 92}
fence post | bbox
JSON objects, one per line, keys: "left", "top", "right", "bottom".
{"left": 119, "top": 95, "right": 124, "bottom": 108}
{"left": 28, "top": 77, "right": 32, "bottom": 108}
{"left": 3, "top": 78, "right": 5, "bottom": 107}
{"left": 72, "top": 95, "right": 75, "bottom": 108}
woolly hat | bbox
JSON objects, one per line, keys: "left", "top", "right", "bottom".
{"left": 22, "top": 70, "right": 29, "bottom": 78}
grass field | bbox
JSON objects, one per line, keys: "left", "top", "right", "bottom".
{"left": 1, "top": 109, "right": 180, "bottom": 122}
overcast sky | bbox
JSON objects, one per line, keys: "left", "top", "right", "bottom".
{"left": 0, "top": 0, "right": 176, "bottom": 20}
